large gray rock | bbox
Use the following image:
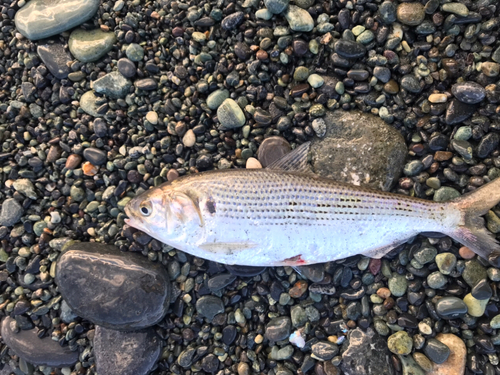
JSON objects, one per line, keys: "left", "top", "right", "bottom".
{"left": 1, "top": 317, "right": 79, "bottom": 367}
{"left": 341, "top": 328, "right": 395, "bottom": 375}
{"left": 94, "top": 325, "right": 161, "bottom": 375}
{"left": 55, "top": 242, "right": 171, "bottom": 330}
{"left": 310, "top": 111, "right": 407, "bottom": 191}
{"left": 15, "top": 0, "right": 100, "bottom": 40}
{"left": 92, "top": 72, "right": 132, "bottom": 99}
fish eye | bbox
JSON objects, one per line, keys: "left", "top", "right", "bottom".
{"left": 139, "top": 201, "right": 152, "bottom": 216}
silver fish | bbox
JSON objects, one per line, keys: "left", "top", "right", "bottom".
{"left": 125, "top": 142, "right": 500, "bottom": 266}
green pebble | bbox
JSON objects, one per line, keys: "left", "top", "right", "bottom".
{"left": 454, "top": 126, "right": 472, "bottom": 141}
{"left": 388, "top": 273, "right": 407, "bottom": 297}
{"left": 387, "top": 331, "right": 413, "bottom": 355}
{"left": 486, "top": 210, "right": 500, "bottom": 233}
{"left": 427, "top": 271, "right": 447, "bottom": 289}
{"left": 357, "top": 30, "right": 374, "bottom": 44}
{"left": 357, "top": 257, "right": 370, "bottom": 271}
{"left": 399, "top": 354, "right": 425, "bottom": 375}
{"left": 33, "top": 221, "right": 47, "bottom": 236}
{"left": 206, "top": 89, "right": 230, "bottom": 110}
{"left": 309, "top": 104, "right": 326, "bottom": 117}
{"left": 125, "top": 43, "right": 144, "bottom": 62}
{"left": 413, "top": 245, "right": 437, "bottom": 264}
{"left": 433, "top": 187, "right": 460, "bottom": 202}
{"left": 335, "top": 82, "right": 344, "bottom": 95}
{"left": 352, "top": 25, "right": 365, "bottom": 36}
{"left": 488, "top": 267, "right": 500, "bottom": 281}
{"left": 462, "top": 259, "right": 487, "bottom": 287}
{"left": 70, "top": 186, "right": 85, "bottom": 202}
{"left": 491, "top": 314, "right": 500, "bottom": 329}
{"left": 291, "top": 305, "right": 307, "bottom": 327}
{"left": 24, "top": 273, "right": 35, "bottom": 285}
{"left": 293, "top": 66, "right": 310, "bottom": 81}
{"left": 374, "top": 319, "right": 390, "bottom": 336}
{"left": 426, "top": 177, "right": 441, "bottom": 190}
{"left": 309, "top": 39, "right": 319, "bottom": 54}
{"left": 463, "top": 293, "right": 488, "bottom": 317}
{"left": 279, "top": 293, "right": 291, "bottom": 305}
{"left": 307, "top": 74, "right": 324, "bottom": 88}
{"left": 0, "top": 248, "right": 8, "bottom": 263}
{"left": 435, "top": 253, "right": 457, "bottom": 275}
{"left": 86, "top": 201, "right": 99, "bottom": 212}
{"left": 117, "top": 197, "right": 132, "bottom": 210}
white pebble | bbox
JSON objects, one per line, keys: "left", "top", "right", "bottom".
{"left": 146, "top": 111, "right": 158, "bottom": 125}
{"left": 311, "top": 118, "right": 327, "bottom": 138}
{"left": 50, "top": 212, "right": 61, "bottom": 224}
{"left": 182, "top": 129, "right": 196, "bottom": 147}
{"left": 246, "top": 157, "right": 262, "bottom": 169}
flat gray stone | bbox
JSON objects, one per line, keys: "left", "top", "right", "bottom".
{"left": 217, "top": 98, "right": 246, "bottom": 129}
{"left": 15, "top": 0, "right": 100, "bottom": 40}
{"left": 37, "top": 42, "right": 72, "bottom": 80}
{"left": 55, "top": 242, "right": 171, "bottom": 330}
{"left": 80, "top": 91, "right": 103, "bottom": 117}
{"left": 92, "top": 72, "right": 132, "bottom": 99}
{"left": 94, "top": 325, "right": 161, "bottom": 375}
{"left": 310, "top": 110, "right": 407, "bottom": 191}
{"left": 284, "top": 5, "right": 314, "bottom": 32}
{"left": 0, "top": 198, "right": 23, "bottom": 227}
{"left": 68, "top": 28, "right": 117, "bottom": 63}
{"left": 1, "top": 317, "right": 79, "bottom": 367}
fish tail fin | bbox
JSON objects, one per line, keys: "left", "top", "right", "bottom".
{"left": 447, "top": 177, "right": 500, "bottom": 260}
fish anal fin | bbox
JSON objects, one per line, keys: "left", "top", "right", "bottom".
{"left": 199, "top": 241, "right": 258, "bottom": 255}
{"left": 266, "top": 142, "right": 312, "bottom": 173}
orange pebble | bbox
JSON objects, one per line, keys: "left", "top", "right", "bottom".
{"left": 82, "top": 161, "right": 98, "bottom": 176}
{"left": 377, "top": 287, "right": 391, "bottom": 299}
{"left": 459, "top": 246, "right": 475, "bottom": 259}
{"left": 289, "top": 280, "right": 308, "bottom": 298}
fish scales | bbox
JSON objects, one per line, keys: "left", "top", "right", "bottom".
{"left": 125, "top": 142, "right": 500, "bottom": 267}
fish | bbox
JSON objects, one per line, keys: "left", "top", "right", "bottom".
{"left": 124, "top": 142, "right": 500, "bottom": 267}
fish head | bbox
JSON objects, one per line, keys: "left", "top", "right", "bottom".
{"left": 124, "top": 184, "right": 203, "bottom": 245}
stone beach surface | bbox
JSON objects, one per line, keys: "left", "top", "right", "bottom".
{"left": 0, "top": 0, "right": 500, "bottom": 374}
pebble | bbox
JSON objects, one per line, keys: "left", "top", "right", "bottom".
{"left": 427, "top": 271, "right": 447, "bottom": 289}
{"left": 221, "top": 12, "right": 244, "bottom": 30}
{"left": 94, "top": 325, "right": 161, "bottom": 375}
{"left": 207, "top": 89, "right": 230, "bottom": 110}
{"left": 396, "top": 3, "right": 425, "bottom": 26}
{"left": 257, "top": 136, "right": 291, "bottom": 167}
{"left": 428, "top": 93, "right": 448, "bottom": 103}
{"left": 445, "top": 99, "right": 476, "bottom": 125}
{"left": 182, "top": 129, "right": 196, "bottom": 147}
{"left": 379, "top": 1, "right": 397, "bottom": 24}
{"left": 13, "top": 179, "right": 37, "bottom": 199}
{"left": 208, "top": 273, "right": 236, "bottom": 291}
{"left": 413, "top": 353, "right": 433, "bottom": 372}
{"left": 37, "top": 43, "right": 72, "bottom": 79}
{"left": 463, "top": 293, "right": 488, "bottom": 317}
{"left": 477, "top": 133, "right": 499, "bottom": 158}
{"left": 307, "top": 74, "right": 324, "bottom": 88}
{"left": 481, "top": 62, "right": 500, "bottom": 77}
{"left": 311, "top": 341, "right": 338, "bottom": 361}
{"left": 435, "top": 296, "right": 468, "bottom": 319}
{"left": 435, "top": 253, "right": 456, "bottom": 275}
{"left": 55, "top": 243, "right": 171, "bottom": 330}
{"left": 462, "top": 260, "right": 487, "bottom": 287}
{"left": 311, "top": 118, "right": 327, "bottom": 138}
{"left": 428, "top": 334, "right": 466, "bottom": 375}
{"left": 284, "top": 6, "right": 314, "bottom": 32}
{"left": 135, "top": 78, "right": 158, "bottom": 91}
{"left": 246, "top": 157, "right": 262, "bottom": 169}
{"left": 451, "top": 82, "right": 485, "bottom": 104}
{"left": 117, "top": 58, "right": 136, "bottom": 78}
{"left": 387, "top": 331, "right": 412, "bottom": 355}
{"left": 68, "top": 29, "right": 116, "bottom": 63}
{"left": 80, "top": 91, "right": 103, "bottom": 117}
{"left": 83, "top": 147, "right": 107, "bottom": 166}
{"left": 424, "top": 338, "right": 450, "bottom": 364}
{"left": 490, "top": 314, "right": 500, "bottom": 329}
{"left": 400, "top": 75, "right": 421, "bottom": 93}
{"left": 196, "top": 296, "right": 224, "bottom": 321}
{"left": 265, "top": 317, "right": 291, "bottom": 342}
{"left": 398, "top": 354, "right": 425, "bottom": 375}
{"left": 15, "top": 0, "right": 100, "bottom": 40}
{"left": 442, "top": 3, "right": 469, "bottom": 17}
{"left": 433, "top": 187, "right": 460, "bottom": 202}
{"left": 1, "top": 316, "right": 79, "bottom": 367}
{"left": 217, "top": 99, "right": 246, "bottom": 129}
{"left": 373, "top": 67, "right": 391, "bottom": 83}
{"left": 471, "top": 279, "right": 492, "bottom": 300}
{"left": 0, "top": 198, "right": 23, "bottom": 227}
{"left": 388, "top": 273, "right": 407, "bottom": 297}
{"left": 264, "top": 0, "right": 289, "bottom": 14}
{"left": 93, "top": 72, "right": 132, "bottom": 99}
{"left": 334, "top": 39, "right": 366, "bottom": 59}
{"left": 126, "top": 43, "right": 144, "bottom": 62}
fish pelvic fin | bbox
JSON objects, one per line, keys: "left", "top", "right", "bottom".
{"left": 447, "top": 177, "right": 500, "bottom": 260}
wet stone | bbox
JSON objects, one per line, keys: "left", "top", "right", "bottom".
{"left": 462, "top": 259, "right": 487, "bottom": 287}
{"left": 135, "top": 78, "right": 158, "bottom": 91}
{"left": 424, "top": 338, "right": 450, "bottom": 364}
{"left": 80, "top": 91, "right": 103, "bottom": 117}
{"left": 471, "top": 279, "right": 492, "bottom": 300}
{"left": 208, "top": 273, "right": 236, "bottom": 292}
{"left": 400, "top": 75, "right": 421, "bottom": 93}
{"left": 207, "top": 89, "right": 230, "bottom": 110}
{"left": 257, "top": 136, "right": 291, "bottom": 167}
{"left": 126, "top": 43, "right": 144, "bottom": 62}
{"left": 55, "top": 242, "right": 171, "bottom": 330}
{"left": 0, "top": 199, "right": 23, "bottom": 227}
{"left": 335, "top": 39, "right": 366, "bottom": 59}
{"left": 445, "top": 99, "right": 476, "bottom": 125}
{"left": 37, "top": 43, "right": 72, "bottom": 80}
{"left": 311, "top": 341, "right": 338, "bottom": 361}
{"left": 94, "top": 325, "right": 161, "bottom": 375}
{"left": 68, "top": 28, "right": 116, "bottom": 63}
{"left": 477, "top": 133, "right": 499, "bottom": 158}
{"left": 221, "top": 12, "right": 244, "bottom": 30}
{"left": 451, "top": 82, "right": 485, "bottom": 104}
{"left": 373, "top": 67, "right": 391, "bottom": 83}
{"left": 463, "top": 293, "right": 488, "bottom": 317}
{"left": 379, "top": 1, "right": 397, "bottom": 24}
{"left": 117, "top": 58, "right": 136, "bottom": 78}
{"left": 387, "top": 331, "right": 412, "bottom": 355}
{"left": 1, "top": 316, "right": 79, "bottom": 367}
{"left": 196, "top": 296, "right": 224, "bottom": 321}
{"left": 428, "top": 334, "right": 466, "bottom": 375}
{"left": 284, "top": 6, "right": 314, "bottom": 32}
{"left": 83, "top": 147, "right": 107, "bottom": 165}
{"left": 15, "top": 0, "right": 100, "bottom": 40}
{"left": 264, "top": 0, "right": 289, "bottom": 14}
{"left": 265, "top": 316, "right": 291, "bottom": 342}
{"left": 435, "top": 296, "right": 468, "bottom": 319}
{"left": 433, "top": 187, "right": 460, "bottom": 202}
{"left": 93, "top": 72, "right": 132, "bottom": 99}
{"left": 202, "top": 354, "right": 219, "bottom": 373}
{"left": 399, "top": 354, "right": 425, "bottom": 375}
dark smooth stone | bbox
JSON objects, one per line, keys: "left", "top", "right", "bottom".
{"left": 253, "top": 108, "right": 272, "bottom": 125}
{"left": 424, "top": 338, "right": 450, "bottom": 364}
{"left": 55, "top": 243, "right": 171, "bottom": 330}
{"left": 451, "top": 81, "right": 486, "bottom": 104}
{"left": 37, "top": 42, "right": 71, "bottom": 79}
{"left": 201, "top": 354, "right": 219, "bottom": 373}
{"left": 477, "top": 133, "right": 499, "bottom": 158}
{"left": 265, "top": 317, "right": 291, "bottom": 342}
{"left": 397, "top": 312, "right": 418, "bottom": 328}
{"left": 12, "top": 300, "right": 30, "bottom": 316}
{"left": 445, "top": 99, "right": 476, "bottom": 125}
{"left": 94, "top": 325, "right": 161, "bottom": 375}
{"left": 83, "top": 147, "right": 107, "bottom": 165}
{"left": 341, "top": 328, "right": 394, "bottom": 375}
{"left": 338, "top": 8, "right": 350, "bottom": 29}
{"left": 93, "top": 118, "right": 108, "bottom": 138}
{"left": 225, "top": 264, "right": 266, "bottom": 277}
{"left": 373, "top": 66, "right": 391, "bottom": 83}
{"left": 290, "top": 83, "right": 310, "bottom": 97}
{"left": 347, "top": 69, "right": 369, "bottom": 81}
{"left": 335, "top": 39, "right": 366, "bottom": 59}
{"left": 429, "top": 134, "right": 448, "bottom": 151}
{"left": 379, "top": 1, "right": 397, "bottom": 23}
{"left": 195, "top": 295, "right": 224, "bottom": 321}
{"left": 400, "top": 75, "right": 421, "bottom": 93}
{"left": 222, "top": 325, "right": 237, "bottom": 345}
{"left": 207, "top": 273, "right": 236, "bottom": 292}
{"left": 435, "top": 296, "right": 468, "bottom": 319}
{"left": 297, "top": 264, "right": 324, "bottom": 282}
{"left": 135, "top": 78, "right": 158, "bottom": 90}
{"left": 293, "top": 39, "right": 308, "bottom": 56}
{"left": 474, "top": 334, "right": 495, "bottom": 354}
{"left": 194, "top": 17, "right": 215, "bottom": 27}
{"left": 1, "top": 316, "right": 79, "bottom": 367}
{"left": 234, "top": 42, "right": 251, "bottom": 60}
{"left": 117, "top": 58, "right": 136, "bottom": 78}
{"left": 221, "top": 12, "right": 244, "bottom": 30}
{"left": 471, "top": 279, "right": 492, "bottom": 300}
{"left": 257, "top": 136, "right": 291, "bottom": 167}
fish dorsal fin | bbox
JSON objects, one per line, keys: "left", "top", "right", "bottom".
{"left": 266, "top": 142, "right": 312, "bottom": 173}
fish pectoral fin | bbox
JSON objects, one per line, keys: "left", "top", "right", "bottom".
{"left": 266, "top": 142, "right": 313, "bottom": 173}
{"left": 198, "top": 241, "right": 258, "bottom": 254}
{"left": 362, "top": 239, "right": 409, "bottom": 259}
{"left": 170, "top": 192, "right": 203, "bottom": 227}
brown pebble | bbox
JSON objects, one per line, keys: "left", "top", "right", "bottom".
{"left": 46, "top": 145, "right": 62, "bottom": 163}
{"left": 256, "top": 50, "right": 268, "bottom": 60}
{"left": 369, "top": 258, "right": 382, "bottom": 275}
{"left": 459, "top": 246, "right": 475, "bottom": 259}
{"left": 82, "top": 162, "right": 98, "bottom": 176}
{"left": 481, "top": 62, "right": 500, "bottom": 77}
{"left": 434, "top": 151, "right": 453, "bottom": 161}
{"left": 396, "top": 2, "right": 425, "bottom": 26}
{"left": 290, "top": 83, "right": 310, "bottom": 97}
{"left": 172, "top": 27, "right": 184, "bottom": 37}
{"left": 257, "top": 136, "right": 291, "bottom": 168}
{"left": 377, "top": 287, "right": 391, "bottom": 299}
{"left": 383, "top": 79, "right": 399, "bottom": 94}
{"left": 167, "top": 169, "right": 180, "bottom": 181}
{"left": 65, "top": 154, "right": 82, "bottom": 170}
{"left": 289, "top": 280, "right": 308, "bottom": 298}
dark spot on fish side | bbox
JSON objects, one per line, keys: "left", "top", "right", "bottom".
{"left": 206, "top": 199, "right": 216, "bottom": 215}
